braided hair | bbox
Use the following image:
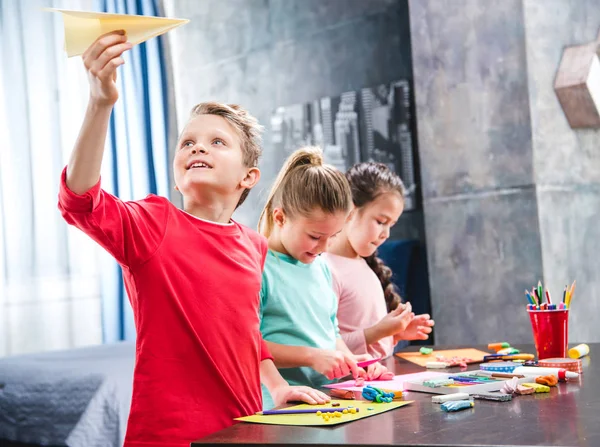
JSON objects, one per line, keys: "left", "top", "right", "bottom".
{"left": 346, "top": 163, "right": 406, "bottom": 312}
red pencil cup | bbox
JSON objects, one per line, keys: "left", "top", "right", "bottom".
{"left": 527, "top": 309, "right": 569, "bottom": 360}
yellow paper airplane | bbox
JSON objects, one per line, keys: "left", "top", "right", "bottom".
{"left": 45, "top": 8, "right": 189, "bottom": 57}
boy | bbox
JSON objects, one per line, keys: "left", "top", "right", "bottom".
{"left": 59, "top": 31, "right": 328, "bottom": 447}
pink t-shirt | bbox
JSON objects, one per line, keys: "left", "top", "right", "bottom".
{"left": 324, "top": 253, "right": 394, "bottom": 359}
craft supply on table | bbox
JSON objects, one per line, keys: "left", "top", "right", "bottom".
{"left": 441, "top": 400, "right": 474, "bottom": 412}
{"left": 480, "top": 361, "right": 520, "bottom": 373}
{"left": 361, "top": 385, "right": 400, "bottom": 402}
{"left": 538, "top": 357, "right": 583, "bottom": 373}
{"left": 521, "top": 383, "right": 550, "bottom": 393}
{"left": 535, "top": 375, "right": 558, "bottom": 386}
{"left": 516, "top": 385, "right": 535, "bottom": 395}
{"left": 478, "top": 371, "right": 525, "bottom": 379}
{"left": 354, "top": 377, "right": 365, "bottom": 387}
{"left": 496, "top": 347, "right": 520, "bottom": 355}
{"left": 426, "top": 361, "right": 450, "bottom": 369}
{"left": 488, "top": 342, "right": 511, "bottom": 351}
{"left": 357, "top": 358, "right": 382, "bottom": 368}
{"left": 329, "top": 389, "right": 355, "bottom": 399}
{"left": 501, "top": 377, "right": 537, "bottom": 395}
{"left": 420, "top": 347, "right": 433, "bottom": 355}
{"left": 568, "top": 344, "right": 590, "bottom": 359}
{"left": 324, "top": 371, "right": 447, "bottom": 392}
{"left": 424, "top": 378, "right": 455, "bottom": 388}
{"left": 483, "top": 353, "right": 535, "bottom": 362}
{"left": 431, "top": 393, "right": 470, "bottom": 403}
{"left": 470, "top": 392, "right": 512, "bottom": 402}
{"left": 526, "top": 280, "right": 575, "bottom": 359}
{"left": 260, "top": 407, "right": 355, "bottom": 415}
{"left": 525, "top": 280, "right": 576, "bottom": 309}
{"left": 396, "top": 348, "right": 488, "bottom": 367}
{"left": 236, "top": 400, "right": 412, "bottom": 426}
{"left": 512, "top": 366, "right": 579, "bottom": 380}
{"left": 404, "top": 372, "right": 530, "bottom": 395}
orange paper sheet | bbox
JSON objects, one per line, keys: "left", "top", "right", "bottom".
{"left": 235, "top": 399, "right": 412, "bottom": 426}
{"left": 395, "top": 348, "right": 489, "bottom": 367}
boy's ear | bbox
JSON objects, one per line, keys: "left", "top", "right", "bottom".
{"left": 273, "top": 208, "right": 286, "bottom": 227}
{"left": 240, "top": 167, "right": 260, "bottom": 190}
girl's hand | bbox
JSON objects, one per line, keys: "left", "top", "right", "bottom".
{"left": 393, "top": 314, "right": 435, "bottom": 343}
{"left": 82, "top": 30, "right": 132, "bottom": 107}
{"left": 365, "top": 362, "right": 393, "bottom": 381}
{"left": 375, "top": 302, "right": 414, "bottom": 338}
{"left": 311, "top": 349, "right": 361, "bottom": 380}
{"left": 353, "top": 354, "right": 393, "bottom": 381}
{"left": 270, "top": 385, "right": 330, "bottom": 407}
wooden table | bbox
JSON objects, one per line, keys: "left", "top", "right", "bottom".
{"left": 193, "top": 344, "right": 596, "bottom": 447}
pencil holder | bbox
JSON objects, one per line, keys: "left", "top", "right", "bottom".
{"left": 527, "top": 309, "right": 569, "bottom": 360}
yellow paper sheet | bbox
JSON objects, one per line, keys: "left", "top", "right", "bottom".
{"left": 235, "top": 399, "right": 412, "bottom": 426}
{"left": 395, "top": 348, "right": 489, "bottom": 367}
{"left": 45, "top": 8, "right": 189, "bottom": 57}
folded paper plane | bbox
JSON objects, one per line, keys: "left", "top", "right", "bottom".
{"left": 45, "top": 8, "right": 189, "bottom": 57}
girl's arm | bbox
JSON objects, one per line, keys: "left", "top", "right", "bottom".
{"left": 265, "top": 341, "right": 319, "bottom": 368}
{"left": 265, "top": 340, "right": 361, "bottom": 380}
{"left": 260, "top": 359, "right": 330, "bottom": 406}
{"left": 363, "top": 302, "right": 414, "bottom": 345}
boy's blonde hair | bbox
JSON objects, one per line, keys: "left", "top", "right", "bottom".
{"left": 188, "top": 102, "right": 263, "bottom": 207}
{"left": 258, "top": 146, "right": 352, "bottom": 237}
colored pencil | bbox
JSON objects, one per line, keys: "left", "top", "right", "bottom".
{"left": 260, "top": 407, "right": 354, "bottom": 415}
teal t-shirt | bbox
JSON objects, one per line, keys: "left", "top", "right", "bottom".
{"left": 260, "top": 250, "right": 340, "bottom": 409}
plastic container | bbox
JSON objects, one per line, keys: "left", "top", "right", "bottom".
{"left": 527, "top": 309, "right": 569, "bottom": 360}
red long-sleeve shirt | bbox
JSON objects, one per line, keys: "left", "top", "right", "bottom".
{"left": 58, "top": 168, "right": 270, "bottom": 446}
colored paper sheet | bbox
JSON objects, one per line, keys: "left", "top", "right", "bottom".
{"left": 45, "top": 8, "right": 189, "bottom": 57}
{"left": 323, "top": 371, "right": 447, "bottom": 392}
{"left": 395, "top": 348, "right": 490, "bottom": 367}
{"left": 235, "top": 399, "right": 412, "bottom": 426}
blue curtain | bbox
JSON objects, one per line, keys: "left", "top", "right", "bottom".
{"left": 99, "top": 0, "right": 170, "bottom": 342}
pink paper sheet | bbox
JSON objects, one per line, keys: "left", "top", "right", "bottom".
{"left": 323, "top": 371, "right": 447, "bottom": 392}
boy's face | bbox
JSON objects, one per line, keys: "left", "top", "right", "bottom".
{"left": 173, "top": 114, "right": 258, "bottom": 204}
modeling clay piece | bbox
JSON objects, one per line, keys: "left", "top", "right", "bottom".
{"left": 354, "top": 377, "right": 365, "bottom": 387}
{"left": 471, "top": 392, "right": 512, "bottom": 402}
{"left": 362, "top": 385, "right": 395, "bottom": 403}
{"left": 516, "top": 385, "right": 536, "bottom": 395}
{"left": 521, "top": 383, "right": 550, "bottom": 393}
{"left": 420, "top": 347, "right": 433, "bottom": 355}
{"left": 535, "top": 375, "right": 559, "bottom": 387}
{"left": 441, "top": 400, "right": 474, "bottom": 412}
{"left": 501, "top": 377, "right": 519, "bottom": 394}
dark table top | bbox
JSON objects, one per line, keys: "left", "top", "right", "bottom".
{"left": 193, "top": 344, "right": 596, "bottom": 447}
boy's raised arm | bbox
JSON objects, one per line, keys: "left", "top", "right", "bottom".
{"left": 66, "top": 31, "right": 131, "bottom": 195}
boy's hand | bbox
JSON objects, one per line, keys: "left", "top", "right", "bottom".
{"left": 269, "top": 385, "right": 330, "bottom": 407}
{"left": 310, "top": 349, "right": 361, "bottom": 380}
{"left": 82, "top": 30, "right": 132, "bottom": 107}
{"left": 394, "top": 314, "right": 435, "bottom": 343}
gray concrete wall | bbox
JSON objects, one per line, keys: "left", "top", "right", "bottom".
{"left": 524, "top": 0, "right": 600, "bottom": 343}
{"left": 410, "top": 0, "right": 600, "bottom": 344}
{"left": 163, "top": 0, "right": 416, "bottom": 229}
